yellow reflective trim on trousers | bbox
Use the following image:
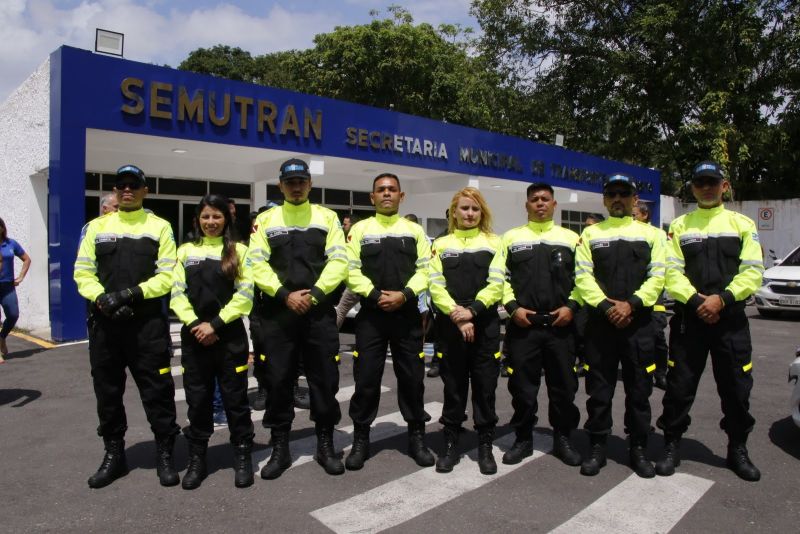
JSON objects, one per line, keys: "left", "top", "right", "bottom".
{"left": 181, "top": 366, "right": 185, "bottom": 374}
{"left": 494, "top": 351, "right": 502, "bottom": 360}
{"left": 653, "top": 305, "right": 667, "bottom": 312}
{"left": 743, "top": 362, "right": 753, "bottom": 372}
{"left": 646, "top": 363, "right": 656, "bottom": 374}
{"left": 235, "top": 364, "right": 248, "bottom": 373}
{"left": 260, "top": 354, "right": 266, "bottom": 361}
{"left": 436, "top": 352, "right": 443, "bottom": 359}
{"left": 159, "top": 367, "right": 170, "bottom": 375}
{"left": 506, "top": 367, "right": 514, "bottom": 375}
{"left": 419, "top": 352, "right": 425, "bottom": 359}
{"left": 583, "top": 363, "right": 590, "bottom": 371}
{"left": 335, "top": 354, "right": 341, "bottom": 363}
{"left": 573, "top": 366, "right": 577, "bottom": 373}
{"left": 667, "top": 359, "right": 675, "bottom": 367}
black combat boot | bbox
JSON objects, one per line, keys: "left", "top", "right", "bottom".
{"left": 260, "top": 429, "right": 292, "bottom": 480}
{"left": 629, "top": 436, "right": 655, "bottom": 478}
{"left": 155, "top": 434, "right": 180, "bottom": 487}
{"left": 408, "top": 422, "right": 435, "bottom": 467}
{"left": 552, "top": 430, "right": 582, "bottom": 466}
{"left": 345, "top": 424, "right": 371, "bottom": 471}
{"left": 435, "top": 426, "right": 461, "bottom": 473}
{"left": 315, "top": 425, "right": 345, "bottom": 475}
{"left": 502, "top": 432, "right": 533, "bottom": 465}
{"left": 580, "top": 434, "right": 607, "bottom": 476}
{"left": 232, "top": 439, "right": 254, "bottom": 488}
{"left": 87, "top": 438, "right": 129, "bottom": 489}
{"left": 477, "top": 429, "right": 497, "bottom": 475}
{"left": 655, "top": 435, "right": 681, "bottom": 476}
{"left": 252, "top": 386, "right": 267, "bottom": 412}
{"left": 726, "top": 436, "right": 761, "bottom": 482}
{"left": 181, "top": 439, "right": 208, "bottom": 490}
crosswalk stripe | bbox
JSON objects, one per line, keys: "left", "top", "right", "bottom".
{"left": 309, "top": 429, "right": 550, "bottom": 533}
{"left": 548, "top": 473, "right": 713, "bottom": 533}
{"left": 254, "top": 401, "right": 443, "bottom": 472}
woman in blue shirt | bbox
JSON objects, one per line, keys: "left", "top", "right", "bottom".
{"left": 0, "top": 217, "right": 32, "bottom": 361}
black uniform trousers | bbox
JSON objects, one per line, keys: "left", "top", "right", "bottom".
{"left": 258, "top": 304, "right": 341, "bottom": 430}
{"left": 584, "top": 314, "right": 655, "bottom": 440}
{"left": 506, "top": 322, "right": 580, "bottom": 437}
{"left": 657, "top": 308, "right": 755, "bottom": 439}
{"left": 350, "top": 305, "right": 427, "bottom": 426}
{"left": 438, "top": 311, "right": 500, "bottom": 431}
{"left": 181, "top": 319, "right": 255, "bottom": 443}
{"left": 249, "top": 312, "right": 267, "bottom": 388}
{"left": 89, "top": 312, "right": 179, "bottom": 439}
{"left": 652, "top": 309, "right": 669, "bottom": 377}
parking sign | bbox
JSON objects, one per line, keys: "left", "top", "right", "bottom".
{"left": 758, "top": 207, "right": 774, "bottom": 231}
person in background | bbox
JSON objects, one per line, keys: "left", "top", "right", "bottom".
{"left": 655, "top": 161, "right": 763, "bottom": 482}
{"left": 74, "top": 164, "right": 180, "bottom": 488}
{"left": 428, "top": 209, "right": 451, "bottom": 378}
{"left": 335, "top": 214, "right": 361, "bottom": 329}
{"left": 0, "top": 217, "right": 32, "bottom": 361}
{"left": 100, "top": 193, "right": 119, "bottom": 215}
{"left": 632, "top": 201, "right": 669, "bottom": 390}
{"left": 428, "top": 187, "right": 504, "bottom": 474}
{"left": 170, "top": 194, "right": 255, "bottom": 489}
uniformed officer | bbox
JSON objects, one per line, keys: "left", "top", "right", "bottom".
{"left": 170, "top": 194, "right": 255, "bottom": 489}
{"left": 499, "top": 183, "right": 583, "bottom": 468}
{"left": 247, "top": 158, "right": 347, "bottom": 479}
{"left": 74, "top": 164, "right": 180, "bottom": 488}
{"left": 656, "top": 161, "right": 763, "bottom": 481}
{"left": 632, "top": 201, "right": 669, "bottom": 390}
{"left": 344, "top": 173, "right": 434, "bottom": 470}
{"left": 428, "top": 187, "right": 504, "bottom": 474}
{"left": 575, "top": 174, "right": 665, "bottom": 478}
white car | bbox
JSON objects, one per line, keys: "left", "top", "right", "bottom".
{"left": 790, "top": 350, "right": 800, "bottom": 428}
{"left": 754, "top": 245, "right": 800, "bottom": 318}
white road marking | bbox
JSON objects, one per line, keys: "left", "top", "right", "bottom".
{"left": 254, "top": 401, "right": 444, "bottom": 472}
{"left": 548, "top": 473, "right": 714, "bottom": 534}
{"left": 310, "top": 430, "right": 551, "bottom": 533}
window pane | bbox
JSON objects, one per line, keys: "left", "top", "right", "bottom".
{"left": 353, "top": 191, "right": 372, "bottom": 206}
{"left": 324, "top": 188, "right": 350, "bottom": 205}
{"left": 86, "top": 172, "right": 100, "bottom": 191}
{"left": 210, "top": 181, "right": 251, "bottom": 199}
{"left": 159, "top": 178, "right": 207, "bottom": 196}
{"left": 309, "top": 188, "right": 322, "bottom": 203}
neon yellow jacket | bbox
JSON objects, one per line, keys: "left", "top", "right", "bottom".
{"left": 429, "top": 228, "right": 503, "bottom": 315}
{"left": 666, "top": 204, "right": 763, "bottom": 310}
{"left": 575, "top": 216, "right": 665, "bottom": 312}
{"left": 346, "top": 213, "right": 430, "bottom": 304}
{"left": 74, "top": 208, "right": 176, "bottom": 302}
{"left": 170, "top": 237, "right": 253, "bottom": 330}
{"left": 246, "top": 201, "right": 347, "bottom": 305}
{"left": 500, "top": 220, "right": 583, "bottom": 316}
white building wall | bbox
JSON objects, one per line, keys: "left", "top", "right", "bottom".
{"left": 0, "top": 58, "right": 50, "bottom": 335}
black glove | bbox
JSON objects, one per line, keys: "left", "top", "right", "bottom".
{"left": 111, "top": 305, "right": 134, "bottom": 321}
{"left": 96, "top": 287, "right": 142, "bottom": 316}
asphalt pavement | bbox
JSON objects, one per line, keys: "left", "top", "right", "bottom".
{"left": 1, "top": 307, "right": 799, "bottom": 533}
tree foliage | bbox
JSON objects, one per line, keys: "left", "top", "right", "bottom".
{"left": 471, "top": 0, "right": 800, "bottom": 198}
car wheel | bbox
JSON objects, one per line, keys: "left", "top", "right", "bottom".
{"left": 757, "top": 308, "right": 781, "bottom": 318}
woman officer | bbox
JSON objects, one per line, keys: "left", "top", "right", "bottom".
{"left": 170, "top": 194, "right": 255, "bottom": 489}
{"left": 428, "top": 187, "right": 504, "bottom": 474}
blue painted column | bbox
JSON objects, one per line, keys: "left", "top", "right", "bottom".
{"left": 48, "top": 48, "right": 88, "bottom": 341}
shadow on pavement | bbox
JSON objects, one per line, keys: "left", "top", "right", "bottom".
{"left": 0, "top": 388, "right": 42, "bottom": 407}
{"left": 768, "top": 416, "right": 800, "bottom": 460}
{"left": 2, "top": 346, "right": 48, "bottom": 360}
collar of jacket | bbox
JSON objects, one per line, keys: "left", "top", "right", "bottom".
{"left": 118, "top": 208, "right": 146, "bottom": 222}
{"left": 453, "top": 227, "right": 480, "bottom": 239}
{"left": 605, "top": 215, "right": 634, "bottom": 227}
{"left": 695, "top": 204, "right": 725, "bottom": 219}
{"left": 282, "top": 200, "right": 311, "bottom": 215}
{"left": 375, "top": 212, "right": 400, "bottom": 225}
{"left": 526, "top": 219, "right": 555, "bottom": 232}
{"left": 200, "top": 236, "right": 224, "bottom": 246}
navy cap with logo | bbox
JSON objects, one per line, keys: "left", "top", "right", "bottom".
{"left": 692, "top": 161, "right": 724, "bottom": 182}
{"left": 279, "top": 158, "right": 311, "bottom": 181}
{"left": 115, "top": 164, "right": 147, "bottom": 187}
{"left": 603, "top": 173, "right": 637, "bottom": 192}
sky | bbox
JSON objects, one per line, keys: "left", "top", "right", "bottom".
{"left": 0, "top": 0, "right": 478, "bottom": 103}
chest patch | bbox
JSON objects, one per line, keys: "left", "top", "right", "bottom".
{"left": 266, "top": 228, "right": 289, "bottom": 239}
{"left": 361, "top": 237, "right": 381, "bottom": 246}
{"left": 95, "top": 234, "right": 117, "bottom": 244}
{"left": 590, "top": 240, "right": 610, "bottom": 250}
{"left": 680, "top": 237, "right": 703, "bottom": 246}
{"left": 510, "top": 243, "right": 533, "bottom": 254}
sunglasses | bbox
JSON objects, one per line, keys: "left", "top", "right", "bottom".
{"left": 691, "top": 178, "right": 722, "bottom": 188}
{"left": 603, "top": 190, "right": 633, "bottom": 199}
{"left": 115, "top": 181, "right": 144, "bottom": 191}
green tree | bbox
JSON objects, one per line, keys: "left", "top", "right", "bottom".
{"left": 178, "top": 45, "right": 258, "bottom": 82}
{"left": 472, "top": 0, "right": 797, "bottom": 198}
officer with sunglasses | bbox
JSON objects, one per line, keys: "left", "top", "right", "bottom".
{"left": 74, "top": 165, "right": 180, "bottom": 488}
{"left": 655, "top": 161, "right": 763, "bottom": 481}
{"left": 574, "top": 174, "right": 665, "bottom": 478}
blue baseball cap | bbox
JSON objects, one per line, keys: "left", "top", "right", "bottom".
{"left": 115, "top": 164, "right": 147, "bottom": 186}
{"left": 279, "top": 158, "right": 311, "bottom": 181}
{"left": 692, "top": 161, "right": 724, "bottom": 182}
{"left": 603, "top": 173, "right": 637, "bottom": 192}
